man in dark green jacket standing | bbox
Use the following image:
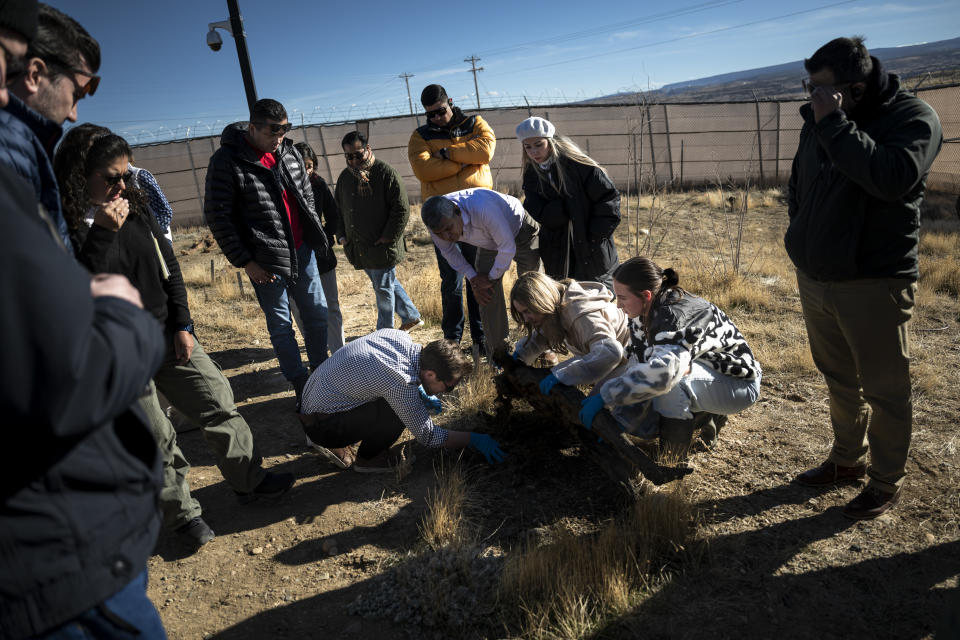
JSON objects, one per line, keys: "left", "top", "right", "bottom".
{"left": 336, "top": 131, "right": 423, "bottom": 332}
{"left": 788, "top": 36, "right": 942, "bottom": 520}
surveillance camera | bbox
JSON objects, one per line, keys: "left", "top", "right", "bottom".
{"left": 206, "top": 30, "right": 223, "bottom": 52}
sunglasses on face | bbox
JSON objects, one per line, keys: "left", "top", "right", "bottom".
{"left": 48, "top": 58, "right": 100, "bottom": 101}
{"left": 343, "top": 148, "right": 367, "bottom": 161}
{"left": 425, "top": 105, "right": 448, "bottom": 119}
{"left": 254, "top": 121, "right": 293, "bottom": 135}
{"left": 100, "top": 170, "right": 132, "bottom": 186}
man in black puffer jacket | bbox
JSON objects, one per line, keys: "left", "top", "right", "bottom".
{"left": 787, "top": 37, "right": 942, "bottom": 520}
{"left": 205, "top": 98, "right": 332, "bottom": 404}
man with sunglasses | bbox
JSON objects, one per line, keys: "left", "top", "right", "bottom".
{"left": 298, "top": 329, "right": 505, "bottom": 472}
{"left": 0, "top": 2, "right": 100, "bottom": 255}
{"left": 1, "top": 2, "right": 171, "bottom": 638}
{"left": 787, "top": 37, "right": 942, "bottom": 520}
{"left": 408, "top": 84, "right": 493, "bottom": 357}
{"left": 205, "top": 98, "right": 332, "bottom": 407}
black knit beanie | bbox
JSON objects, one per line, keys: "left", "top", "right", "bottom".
{"left": 0, "top": 0, "right": 38, "bottom": 41}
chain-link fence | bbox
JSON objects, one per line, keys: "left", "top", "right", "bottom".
{"left": 129, "top": 84, "right": 959, "bottom": 229}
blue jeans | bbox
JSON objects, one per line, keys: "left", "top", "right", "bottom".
{"left": 34, "top": 569, "right": 167, "bottom": 639}
{"left": 434, "top": 243, "right": 483, "bottom": 345}
{"left": 251, "top": 244, "right": 328, "bottom": 382}
{"left": 364, "top": 267, "right": 420, "bottom": 330}
{"left": 613, "top": 362, "right": 761, "bottom": 438}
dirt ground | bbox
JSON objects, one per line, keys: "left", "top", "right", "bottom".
{"left": 149, "top": 191, "right": 960, "bottom": 639}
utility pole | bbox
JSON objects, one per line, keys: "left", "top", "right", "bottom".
{"left": 464, "top": 55, "right": 483, "bottom": 110}
{"left": 226, "top": 0, "right": 257, "bottom": 114}
{"left": 398, "top": 72, "right": 420, "bottom": 126}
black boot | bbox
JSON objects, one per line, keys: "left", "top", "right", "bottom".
{"left": 659, "top": 416, "right": 696, "bottom": 460}
{"left": 695, "top": 412, "right": 727, "bottom": 449}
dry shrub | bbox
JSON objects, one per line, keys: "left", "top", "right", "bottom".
{"left": 419, "top": 458, "right": 475, "bottom": 549}
{"left": 181, "top": 255, "right": 230, "bottom": 287}
{"left": 919, "top": 231, "right": 959, "bottom": 258}
{"left": 500, "top": 484, "right": 695, "bottom": 638}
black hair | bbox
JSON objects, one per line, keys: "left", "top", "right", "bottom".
{"left": 804, "top": 36, "right": 873, "bottom": 84}
{"left": 420, "top": 84, "right": 448, "bottom": 107}
{"left": 54, "top": 126, "right": 145, "bottom": 231}
{"left": 294, "top": 142, "right": 317, "bottom": 166}
{"left": 341, "top": 131, "right": 367, "bottom": 149}
{"left": 29, "top": 3, "right": 101, "bottom": 77}
{"left": 250, "top": 98, "right": 286, "bottom": 123}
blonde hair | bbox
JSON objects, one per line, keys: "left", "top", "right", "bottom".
{"left": 509, "top": 271, "right": 571, "bottom": 354}
{"left": 520, "top": 134, "right": 606, "bottom": 197}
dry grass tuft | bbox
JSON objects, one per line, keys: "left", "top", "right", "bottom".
{"left": 500, "top": 483, "right": 696, "bottom": 637}
{"left": 418, "top": 458, "right": 475, "bottom": 549}
{"left": 919, "top": 255, "right": 960, "bottom": 297}
{"left": 683, "top": 269, "right": 774, "bottom": 312}
{"left": 452, "top": 362, "right": 499, "bottom": 415}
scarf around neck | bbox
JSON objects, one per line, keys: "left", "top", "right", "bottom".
{"left": 349, "top": 151, "right": 376, "bottom": 197}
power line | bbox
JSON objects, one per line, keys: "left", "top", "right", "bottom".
{"left": 465, "top": 55, "right": 484, "bottom": 109}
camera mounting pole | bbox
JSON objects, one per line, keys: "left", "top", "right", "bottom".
{"left": 207, "top": 0, "right": 258, "bottom": 114}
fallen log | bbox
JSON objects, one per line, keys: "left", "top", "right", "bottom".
{"left": 491, "top": 350, "right": 691, "bottom": 492}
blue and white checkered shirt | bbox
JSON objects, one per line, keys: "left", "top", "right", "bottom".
{"left": 300, "top": 329, "right": 449, "bottom": 447}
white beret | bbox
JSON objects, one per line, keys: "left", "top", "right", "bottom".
{"left": 515, "top": 117, "right": 555, "bottom": 141}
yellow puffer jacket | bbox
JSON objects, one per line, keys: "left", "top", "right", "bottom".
{"left": 408, "top": 111, "right": 496, "bottom": 199}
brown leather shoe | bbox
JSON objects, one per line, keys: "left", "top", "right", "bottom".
{"left": 795, "top": 461, "right": 866, "bottom": 487}
{"left": 843, "top": 485, "right": 901, "bottom": 520}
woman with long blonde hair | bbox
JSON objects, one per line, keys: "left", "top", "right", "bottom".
{"left": 510, "top": 271, "right": 629, "bottom": 396}
{"left": 516, "top": 117, "right": 621, "bottom": 291}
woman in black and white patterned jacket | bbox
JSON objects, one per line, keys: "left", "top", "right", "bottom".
{"left": 578, "top": 256, "right": 761, "bottom": 457}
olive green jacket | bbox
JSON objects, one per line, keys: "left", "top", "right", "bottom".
{"left": 335, "top": 159, "right": 409, "bottom": 270}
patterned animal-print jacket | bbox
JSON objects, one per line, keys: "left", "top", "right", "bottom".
{"left": 599, "top": 289, "right": 760, "bottom": 407}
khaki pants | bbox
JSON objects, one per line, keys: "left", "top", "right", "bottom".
{"left": 474, "top": 214, "right": 542, "bottom": 352}
{"left": 138, "top": 337, "right": 265, "bottom": 528}
{"left": 797, "top": 271, "right": 916, "bottom": 493}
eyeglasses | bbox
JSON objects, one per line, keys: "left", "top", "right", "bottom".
{"left": 253, "top": 121, "right": 293, "bottom": 135}
{"left": 343, "top": 148, "right": 367, "bottom": 161}
{"left": 2, "top": 42, "right": 26, "bottom": 84}
{"left": 425, "top": 105, "right": 448, "bottom": 119}
{"left": 100, "top": 170, "right": 132, "bottom": 186}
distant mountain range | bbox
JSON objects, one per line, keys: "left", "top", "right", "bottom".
{"left": 590, "top": 36, "right": 960, "bottom": 103}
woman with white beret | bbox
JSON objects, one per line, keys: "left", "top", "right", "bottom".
{"left": 516, "top": 116, "right": 621, "bottom": 291}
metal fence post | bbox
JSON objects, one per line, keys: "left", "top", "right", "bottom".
{"left": 774, "top": 102, "right": 781, "bottom": 182}
{"left": 645, "top": 104, "right": 657, "bottom": 190}
{"left": 753, "top": 91, "right": 765, "bottom": 188}
{"left": 663, "top": 104, "right": 675, "bottom": 184}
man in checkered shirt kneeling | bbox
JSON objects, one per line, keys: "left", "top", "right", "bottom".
{"left": 298, "top": 329, "right": 505, "bottom": 472}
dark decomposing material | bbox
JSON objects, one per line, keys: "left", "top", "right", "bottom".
{"left": 491, "top": 350, "right": 691, "bottom": 494}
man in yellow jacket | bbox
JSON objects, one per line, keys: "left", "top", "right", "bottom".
{"left": 408, "top": 84, "right": 495, "bottom": 354}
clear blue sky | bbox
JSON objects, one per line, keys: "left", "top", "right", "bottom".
{"left": 51, "top": 0, "right": 959, "bottom": 142}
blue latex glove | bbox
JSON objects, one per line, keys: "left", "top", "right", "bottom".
{"left": 579, "top": 395, "right": 606, "bottom": 429}
{"left": 539, "top": 373, "right": 560, "bottom": 395}
{"left": 468, "top": 433, "right": 506, "bottom": 464}
{"left": 418, "top": 385, "right": 443, "bottom": 415}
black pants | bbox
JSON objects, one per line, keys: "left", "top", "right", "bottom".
{"left": 301, "top": 398, "right": 404, "bottom": 459}
{"left": 434, "top": 243, "right": 484, "bottom": 345}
